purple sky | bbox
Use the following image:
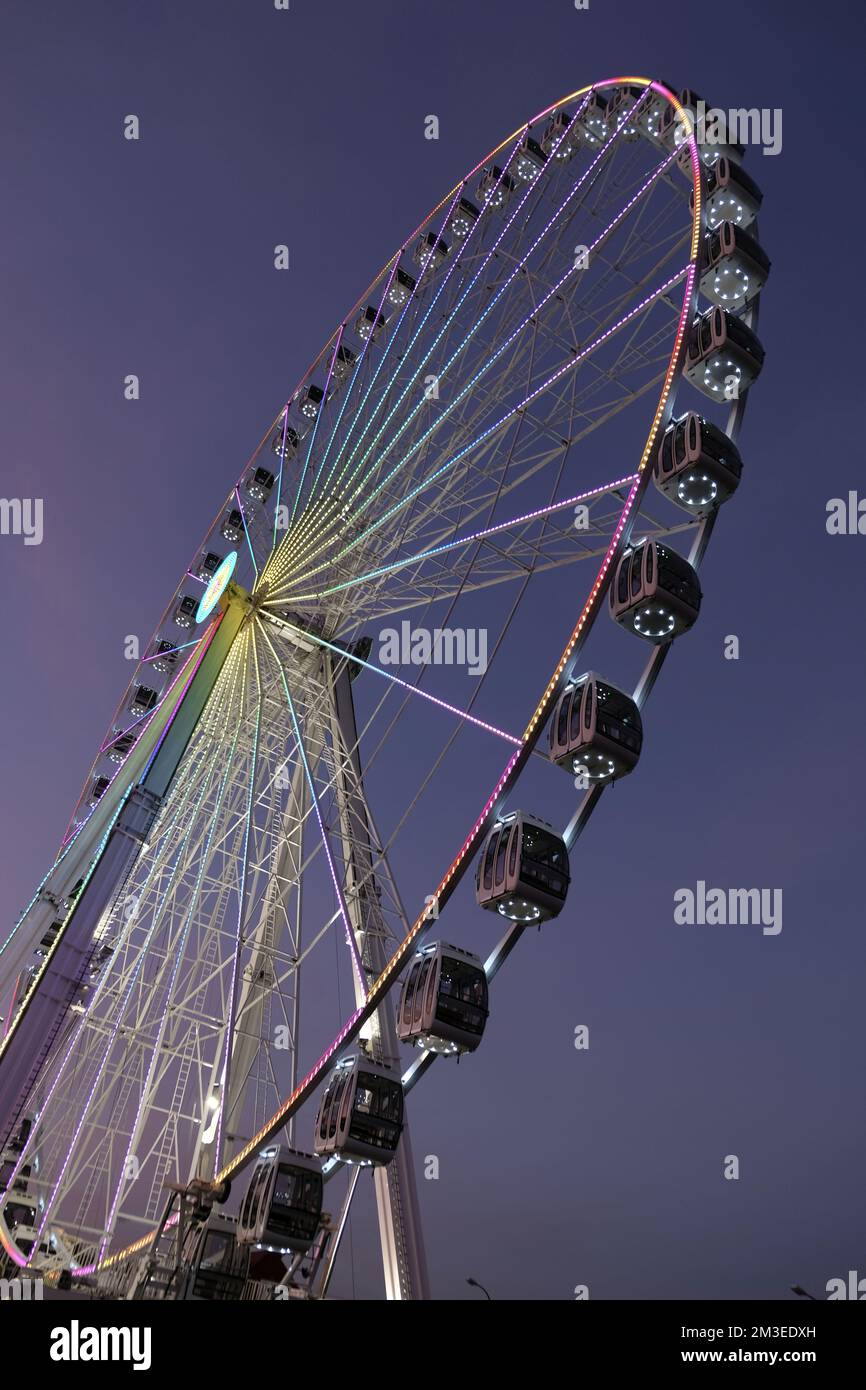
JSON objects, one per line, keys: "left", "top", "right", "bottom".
{"left": 1, "top": 0, "right": 864, "bottom": 1299}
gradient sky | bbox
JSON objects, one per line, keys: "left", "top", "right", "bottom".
{"left": 1, "top": 0, "right": 864, "bottom": 1300}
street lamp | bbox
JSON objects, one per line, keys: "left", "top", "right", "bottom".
{"left": 466, "top": 1277, "right": 492, "bottom": 1300}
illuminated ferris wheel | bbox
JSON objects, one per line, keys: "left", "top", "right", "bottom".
{"left": 0, "top": 76, "right": 768, "bottom": 1299}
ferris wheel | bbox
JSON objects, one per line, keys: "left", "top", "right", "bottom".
{"left": 0, "top": 76, "right": 768, "bottom": 1299}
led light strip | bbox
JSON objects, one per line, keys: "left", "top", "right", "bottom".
{"left": 213, "top": 628, "right": 263, "bottom": 1168}
{"left": 277, "top": 263, "right": 688, "bottom": 601}
{"left": 283, "top": 475, "right": 638, "bottom": 605}
{"left": 257, "top": 620, "right": 367, "bottom": 994}
{"left": 271, "top": 619, "right": 522, "bottom": 745}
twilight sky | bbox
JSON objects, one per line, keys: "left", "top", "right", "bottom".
{"left": 1, "top": 0, "right": 864, "bottom": 1299}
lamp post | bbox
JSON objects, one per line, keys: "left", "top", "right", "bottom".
{"left": 466, "top": 1277, "right": 492, "bottom": 1300}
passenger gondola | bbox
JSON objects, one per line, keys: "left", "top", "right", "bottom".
{"left": 90, "top": 775, "right": 110, "bottom": 805}
{"left": 130, "top": 684, "right": 159, "bottom": 716}
{"left": 414, "top": 231, "right": 450, "bottom": 274}
{"left": 152, "top": 641, "right": 179, "bottom": 674}
{"left": 549, "top": 673, "right": 642, "bottom": 782}
{"left": 448, "top": 197, "right": 479, "bottom": 240}
{"left": 197, "top": 551, "right": 223, "bottom": 582}
{"left": 271, "top": 424, "right": 300, "bottom": 460}
{"left": 655, "top": 412, "right": 743, "bottom": 513}
{"left": 699, "top": 156, "right": 763, "bottom": 229}
{"left": 397, "top": 942, "right": 489, "bottom": 1055}
{"left": 699, "top": 222, "right": 770, "bottom": 309}
{"left": 684, "top": 306, "right": 765, "bottom": 400}
{"left": 388, "top": 267, "right": 416, "bottom": 307}
{"left": 246, "top": 466, "right": 275, "bottom": 502}
{"left": 237, "top": 1146, "right": 323, "bottom": 1255}
{"left": 475, "top": 811, "right": 570, "bottom": 923}
{"left": 659, "top": 89, "right": 745, "bottom": 168}
{"left": 515, "top": 135, "right": 547, "bottom": 181}
{"left": 576, "top": 91, "right": 608, "bottom": 146}
{"left": 35, "top": 920, "right": 63, "bottom": 957}
{"left": 314, "top": 1054, "right": 404, "bottom": 1166}
{"left": 476, "top": 165, "right": 515, "bottom": 209}
{"left": 634, "top": 82, "right": 675, "bottom": 143}
{"left": 610, "top": 539, "right": 701, "bottom": 643}
{"left": 332, "top": 344, "right": 356, "bottom": 382}
{"left": 179, "top": 1213, "right": 250, "bottom": 1301}
{"left": 221, "top": 508, "right": 244, "bottom": 543}
{"left": 298, "top": 385, "right": 324, "bottom": 420}
{"left": 355, "top": 305, "right": 387, "bottom": 341}
{"left": 107, "top": 728, "right": 137, "bottom": 764}
{"left": 173, "top": 596, "right": 198, "bottom": 629}
{"left": 541, "top": 108, "right": 578, "bottom": 161}
{"left": 658, "top": 87, "right": 703, "bottom": 151}
{"left": 604, "top": 84, "right": 643, "bottom": 140}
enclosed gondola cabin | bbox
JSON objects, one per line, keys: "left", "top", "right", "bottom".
{"left": 271, "top": 424, "right": 299, "bottom": 460}
{"left": 658, "top": 87, "right": 703, "bottom": 151}
{"left": 397, "top": 942, "right": 489, "bottom": 1055}
{"left": 108, "top": 729, "right": 137, "bottom": 764}
{"left": 549, "top": 673, "right": 642, "bottom": 783}
{"left": 448, "top": 196, "right": 479, "bottom": 240}
{"left": 152, "top": 641, "right": 179, "bottom": 675}
{"left": 90, "top": 776, "right": 110, "bottom": 806}
{"left": 246, "top": 466, "right": 275, "bottom": 502}
{"left": 699, "top": 222, "right": 770, "bottom": 309}
{"left": 237, "top": 1146, "right": 323, "bottom": 1255}
{"left": 388, "top": 267, "right": 417, "bottom": 307}
{"left": 604, "top": 84, "right": 643, "bottom": 140}
{"left": 684, "top": 306, "right": 765, "bottom": 400}
{"left": 476, "top": 164, "right": 515, "bottom": 209}
{"left": 179, "top": 1213, "right": 249, "bottom": 1301}
{"left": 655, "top": 413, "right": 743, "bottom": 514}
{"left": 314, "top": 1054, "right": 403, "bottom": 1166}
{"left": 332, "top": 344, "right": 356, "bottom": 382}
{"left": 660, "top": 89, "right": 745, "bottom": 168}
{"left": 634, "top": 82, "right": 674, "bottom": 143}
{"left": 475, "top": 812, "right": 570, "bottom": 923}
{"left": 130, "top": 684, "right": 159, "bottom": 716}
{"left": 414, "top": 231, "right": 449, "bottom": 275}
{"left": 221, "top": 509, "right": 244, "bottom": 543}
{"left": 541, "top": 108, "right": 578, "bottom": 161}
{"left": 610, "top": 539, "right": 701, "bottom": 643}
{"left": 699, "top": 156, "right": 763, "bottom": 230}
{"left": 576, "top": 91, "right": 608, "bottom": 146}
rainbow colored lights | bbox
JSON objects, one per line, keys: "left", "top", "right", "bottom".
{"left": 195, "top": 550, "right": 238, "bottom": 624}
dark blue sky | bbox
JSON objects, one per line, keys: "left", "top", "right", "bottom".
{"left": 1, "top": 0, "right": 864, "bottom": 1299}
